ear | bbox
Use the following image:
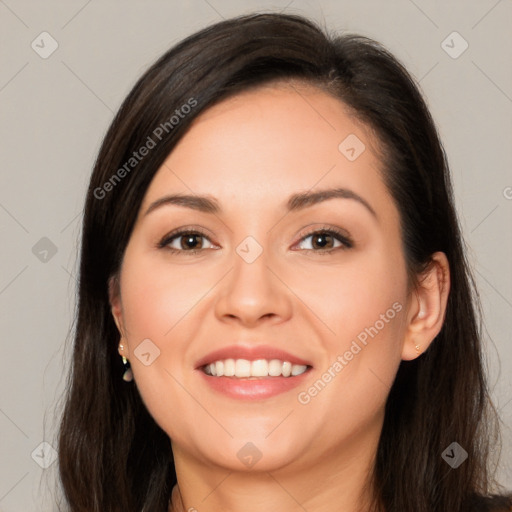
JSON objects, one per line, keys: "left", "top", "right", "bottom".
{"left": 401, "top": 252, "right": 450, "bottom": 360}
{"left": 108, "top": 274, "right": 125, "bottom": 346}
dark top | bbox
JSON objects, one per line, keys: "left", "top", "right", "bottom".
{"left": 469, "top": 493, "right": 512, "bottom": 511}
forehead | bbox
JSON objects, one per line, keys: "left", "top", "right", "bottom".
{"left": 139, "top": 83, "right": 392, "bottom": 220}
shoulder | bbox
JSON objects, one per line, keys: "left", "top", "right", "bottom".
{"left": 466, "top": 493, "right": 512, "bottom": 511}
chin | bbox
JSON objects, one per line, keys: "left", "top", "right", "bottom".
{"left": 189, "top": 434, "right": 304, "bottom": 473}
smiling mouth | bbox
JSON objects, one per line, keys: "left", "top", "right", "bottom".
{"left": 202, "top": 358, "right": 311, "bottom": 378}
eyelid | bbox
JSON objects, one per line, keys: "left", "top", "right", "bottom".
{"left": 157, "top": 224, "right": 354, "bottom": 253}
{"left": 292, "top": 224, "right": 354, "bottom": 251}
{"left": 157, "top": 225, "right": 217, "bottom": 250}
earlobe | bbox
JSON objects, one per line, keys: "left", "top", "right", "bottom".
{"left": 401, "top": 252, "right": 450, "bottom": 361}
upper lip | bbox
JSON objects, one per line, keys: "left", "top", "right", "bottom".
{"left": 195, "top": 344, "right": 313, "bottom": 369}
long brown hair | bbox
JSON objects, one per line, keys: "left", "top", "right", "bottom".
{"left": 57, "top": 12, "right": 511, "bottom": 512}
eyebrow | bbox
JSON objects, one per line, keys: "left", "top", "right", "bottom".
{"left": 144, "top": 187, "right": 377, "bottom": 218}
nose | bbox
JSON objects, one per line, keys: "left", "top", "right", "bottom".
{"left": 214, "top": 243, "right": 293, "bottom": 327}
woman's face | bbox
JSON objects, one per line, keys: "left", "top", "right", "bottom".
{"left": 111, "top": 83, "right": 413, "bottom": 474}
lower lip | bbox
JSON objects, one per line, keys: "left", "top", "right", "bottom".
{"left": 197, "top": 368, "right": 312, "bottom": 400}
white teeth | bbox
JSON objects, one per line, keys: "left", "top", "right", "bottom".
{"left": 268, "top": 359, "right": 282, "bottom": 376}
{"left": 291, "top": 364, "right": 307, "bottom": 376}
{"left": 223, "top": 358, "right": 235, "bottom": 376}
{"left": 203, "top": 358, "right": 308, "bottom": 378}
{"left": 235, "top": 359, "right": 251, "bottom": 377}
{"left": 251, "top": 359, "right": 269, "bottom": 377}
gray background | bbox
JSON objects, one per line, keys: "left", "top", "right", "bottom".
{"left": 0, "top": 0, "right": 511, "bottom": 510}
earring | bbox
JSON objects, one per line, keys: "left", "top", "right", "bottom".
{"left": 119, "top": 343, "right": 133, "bottom": 382}
{"left": 122, "top": 356, "right": 133, "bottom": 382}
{"left": 415, "top": 343, "right": 421, "bottom": 354}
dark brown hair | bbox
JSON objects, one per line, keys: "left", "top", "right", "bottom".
{"left": 57, "top": 12, "right": 511, "bottom": 512}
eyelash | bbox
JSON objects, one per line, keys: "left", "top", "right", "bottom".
{"left": 157, "top": 225, "right": 353, "bottom": 256}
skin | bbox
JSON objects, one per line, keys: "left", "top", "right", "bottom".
{"left": 109, "top": 82, "right": 450, "bottom": 512}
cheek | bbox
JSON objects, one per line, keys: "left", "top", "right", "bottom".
{"left": 298, "top": 244, "right": 407, "bottom": 406}
{"left": 294, "top": 243, "right": 407, "bottom": 349}
{"left": 294, "top": 259, "right": 406, "bottom": 442}
{"left": 119, "top": 252, "right": 212, "bottom": 342}
{"left": 116, "top": 252, "right": 211, "bottom": 440}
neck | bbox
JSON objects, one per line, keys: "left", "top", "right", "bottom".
{"left": 170, "top": 484, "right": 186, "bottom": 512}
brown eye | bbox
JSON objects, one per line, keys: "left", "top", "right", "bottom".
{"left": 159, "top": 230, "right": 215, "bottom": 254}
{"left": 295, "top": 228, "right": 353, "bottom": 253}
{"left": 178, "top": 233, "right": 204, "bottom": 250}
{"left": 310, "top": 232, "right": 336, "bottom": 250}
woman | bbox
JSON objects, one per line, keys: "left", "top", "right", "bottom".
{"left": 57, "top": 12, "right": 511, "bottom": 512}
